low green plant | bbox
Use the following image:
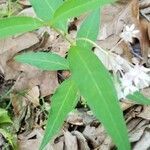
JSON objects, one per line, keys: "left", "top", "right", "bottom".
{"left": 0, "top": 108, "right": 15, "bottom": 149}
{"left": 0, "top": 0, "right": 150, "bottom": 150}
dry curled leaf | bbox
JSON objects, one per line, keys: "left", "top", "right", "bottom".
{"left": 25, "top": 86, "right": 40, "bottom": 107}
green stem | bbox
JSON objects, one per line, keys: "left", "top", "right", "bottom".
{"left": 77, "top": 38, "right": 108, "bottom": 55}
{"left": 46, "top": 22, "right": 75, "bottom": 46}
{"left": 77, "top": 38, "right": 134, "bottom": 67}
{"left": 77, "top": 38, "right": 109, "bottom": 55}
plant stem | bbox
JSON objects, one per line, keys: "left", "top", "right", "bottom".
{"left": 77, "top": 38, "right": 134, "bottom": 67}
{"left": 77, "top": 38, "right": 108, "bottom": 55}
{"left": 45, "top": 20, "right": 75, "bottom": 46}
{"left": 52, "top": 26, "right": 75, "bottom": 46}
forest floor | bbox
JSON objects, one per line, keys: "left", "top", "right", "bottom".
{"left": 0, "top": 0, "right": 150, "bottom": 150}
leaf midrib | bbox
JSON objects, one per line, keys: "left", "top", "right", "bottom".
{"left": 17, "top": 57, "right": 68, "bottom": 69}
{"left": 81, "top": 13, "right": 97, "bottom": 48}
{"left": 75, "top": 49, "right": 125, "bottom": 147}
{"left": 45, "top": 83, "right": 74, "bottom": 138}
{"left": 45, "top": 0, "right": 55, "bottom": 14}
{"left": 54, "top": 0, "right": 98, "bottom": 22}
{"left": 0, "top": 21, "right": 41, "bottom": 33}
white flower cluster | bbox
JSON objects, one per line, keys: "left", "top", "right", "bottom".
{"left": 119, "top": 64, "right": 150, "bottom": 98}
{"left": 95, "top": 24, "right": 150, "bottom": 99}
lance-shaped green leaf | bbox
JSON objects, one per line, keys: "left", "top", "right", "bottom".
{"left": 30, "top": 0, "right": 63, "bottom": 21}
{"left": 30, "top": 0, "right": 67, "bottom": 31}
{"left": 127, "top": 91, "right": 150, "bottom": 105}
{"left": 68, "top": 46, "right": 130, "bottom": 150}
{"left": 77, "top": 9, "right": 100, "bottom": 49}
{"left": 52, "top": 0, "right": 114, "bottom": 24}
{"left": 0, "top": 16, "right": 43, "bottom": 39}
{"left": 40, "top": 79, "right": 78, "bottom": 150}
{"left": 15, "top": 52, "right": 69, "bottom": 71}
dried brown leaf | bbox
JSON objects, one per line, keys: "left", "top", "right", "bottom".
{"left": 64, "top": 131, "right": 78, "bottom": 150}
{"left": 72, "top": 131, "right": 90, "bottom": 150}
{"left": 25, "top": 86, "right": 40, "bottom": 107}
{"left": 18, "top": 0, "right": 31, "bottom": 6}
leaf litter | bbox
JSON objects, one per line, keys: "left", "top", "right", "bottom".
{"left": 0, "top": 0, "right": 150, "bottom": 149}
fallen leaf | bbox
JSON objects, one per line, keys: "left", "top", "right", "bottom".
{"left": 67, "top": 111, "right": 84, "bottom": 126}
{"left": 64, "top": 131, "right": 78, "bottom": 150}
{"left": 11, "top": 92, "right": 28, "bottom": 132}
{"left": 25, "top": 86, "right": 40, "bottom": 107}
{"left": 83, "top": 125, "right": 107, "bottom": 149}
{"left": 39, "top": 71, "right": 58, "bottom": 97}
{"left": 129, "top": 121, "right": 148, "bottom": 142}
{"left": 133, "top": 128, "right": 150, "bottom": 150}
{"left": 18, "top": 7, "right": 36, "bottom": 17}
{"left": 44, "top": 30, "right": 69, "bottom": 57}
{"left": 18, "top": 128, "right": 53, "bottom": 150}
{"left": 0, "top": 33, "right": 39, "bottom": 80}
{"left": 72, "top": 131, "right": 90, "bottom": 150}
{"left": 138, "top": 106, "right": 150, "bottom": 120}
{"left": 18, "top": 0, "right": 31, "bottom": 6}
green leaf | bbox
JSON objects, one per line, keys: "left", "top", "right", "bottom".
{"left": 0, "top": 115, "right": 12, "bottom": 124}
{"left": 52, "top": 0, "right": 114, "bottom": 24}
{"left": 15, "top": 52, "right": 69, "bottom": 71}
{"left": 77, "top": 9, "right": 100, "bottom": 49}
{"left": 0, "top": 109, "right": 7, "bottom": 117}
{"left": 0, "top": 16, "right": 43, "bottom": 39}
{"left": 0, "top": 109, "right": 12, "bottom": 124}
{"left": 30, "top": 0, "right": 63, "bottom": 21}
{"left": 0, "top": 128, "right": 14, "bottom": 148}
{"left": 40, "top": 79, "right": 78, "bottom": 150}
{"left": 127, "top": 91, "right": 150, "bottom": 105}
{"left": 30, "top": 0, "right": 67, "bottom": 32}
{"left": 53, "top": 19, "right": 68, "bottom": 32}
{"left": 68, "top": 46, "right": 130, "bottom": 150}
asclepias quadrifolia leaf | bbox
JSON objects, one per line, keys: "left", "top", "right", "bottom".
{"left": 40, "top": 79, "right": 78, "bottom": 150}
{"left": 77, "top": 8, "right": 100, "bottom": 49}
{"left": 68, "top": 46, "right": 131, "bottom": 150}
{"left": 30, "top": 0, "right": 63, "bottom": 21}
{"left": 30, "top": 0, "right": 67, "bottom": 32}
{"left": 15, "top": 52, "right": 69, "bottom": 71}
{"left": 51, "top": 0, "right": 114, "bottom": 25}
{"left": 0, "top": 16, "right": 43, "bottom": 39}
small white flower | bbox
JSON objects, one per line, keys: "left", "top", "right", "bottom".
{"left": 120, "top": 24, "right": 139, "bottom": 43}
{"left": 120, "top": 75, "right": 138, "bottom": 96}
{"left": 119, "top": 64, "right": 150, "bottom": 98}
